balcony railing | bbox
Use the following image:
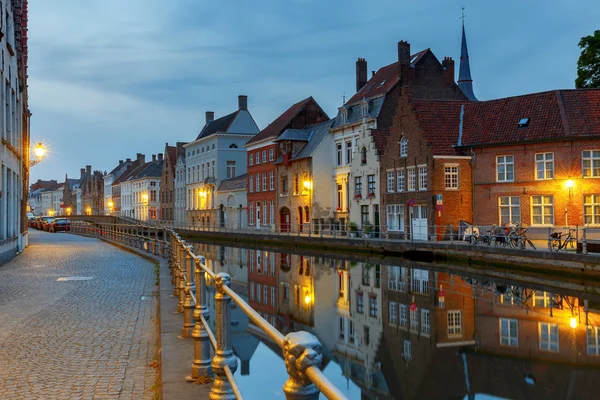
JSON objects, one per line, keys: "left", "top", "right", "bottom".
{"left": 69, "top": 218, "right": 348, "bottom": 400}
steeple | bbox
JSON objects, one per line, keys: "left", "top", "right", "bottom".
{"left": 458, "top": 10, "right": 477, "bottom": 101}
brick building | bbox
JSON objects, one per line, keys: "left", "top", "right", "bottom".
{"left": 248, "top": 249, "right": 279, "bottom": 329}
{"left": 245, "top": 97, "right": 328, "bottom": 230}
{"left": 160, "top": 143, "right": 179, "bottom": 222}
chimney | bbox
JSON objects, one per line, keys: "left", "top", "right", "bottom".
{"left": 241, "top": 359, "right": 250, "bottom": 376}
{"left": 158, "top": 153, "right": 163, "bottom": 162}
{"left": 86, "top": 165, "right": 91, "bottom": 176}
{"left": 152, "top": 154, "right": 156, "bottom": 162}
{"left": 119, "top": 160, "right": 123, "bottom": 164}
{"left": 356, "top": 58, "right": 367, "bottom": 92}
{"left": 238, "top": 95, "right": 248, "bottom": 110}
{"left": 206, "top": 111, "right": 214, "bottom": 123}
{"left": 126, "top": 158, "right": 131, "bottom": 162}
{"left": 442, "top": 57, "right": 455, "bottom": 85}
{"left": 80, "top": 168, "right": 85, "bottom": 179}
{"left": 372, "top": 70, "right": 375, "bottom": 77}
{"left": 398, "top": 40, "right": 411, "bottom": 65}
{"left": 137, "top": 153, "right": 145, "bottom": 165}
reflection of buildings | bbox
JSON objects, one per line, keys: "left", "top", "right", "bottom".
{"left": 277, "top": 254, "right": 315, "bottom": 330}
{"left": 248, "top": 250, "right": 278, "bottom": 328}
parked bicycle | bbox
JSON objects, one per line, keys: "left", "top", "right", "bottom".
{"left": 507, "top": 222, "right": 536, "bottom": 250}
{"left": 550, "top": 228, "right": 577, "bottom": 251}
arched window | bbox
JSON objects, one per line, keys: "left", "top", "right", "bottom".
{"left": 304, "top": 206, "right": 310, "bottom": 222}
{"left": 229, "top": 143, "right": 238, "bottom": 148}
{"left": 212, "top": 144, "right": 216, "bottom": 150}
{"left": 361, "top": 146, "right": 367, "bottom": 165}
{"left": 400, "top": 137, "right": 408, "bottom": 158}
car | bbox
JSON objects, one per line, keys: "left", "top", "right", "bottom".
{"left": 41, "top": 216, "right": 56, "bottom": 231}
{"left": 49, "top": 218, "right": 70, "bottom": 232}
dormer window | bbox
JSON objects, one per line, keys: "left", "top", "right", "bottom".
{"left": 400, "top": 137, "right": 408, "bottom": 158}
{"left": 229, "top": 144, "right": 238, "bottom": 148}
{"left": 361, "top": 146, "right": 367, "bottom": 165}
{"left": 340, "top": 106, "right": 348, "bottom": 124}
{"left": 518, "top": 118, "right": 530, "bottom": 128}
{"left": 360, "top": 99, "right": 368, "bottom": 118}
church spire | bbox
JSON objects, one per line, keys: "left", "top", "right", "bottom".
{"left": 458, "top": 9, "right": 477, "bottom": 100}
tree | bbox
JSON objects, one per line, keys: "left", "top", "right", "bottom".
{"left": 576, "top": 30, "right": 600, "bottom": 88}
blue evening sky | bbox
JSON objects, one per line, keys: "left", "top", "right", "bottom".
{"left": 28, "top": 0, "right": 600, "bottom": 182}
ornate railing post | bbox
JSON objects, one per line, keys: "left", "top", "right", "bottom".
{"left": 583, "top": 227, "right": 588, "bottom": 254}
{"left": 155, "top": 226, "right": 160, "bottom": 256}
{"left": 182, "top": 246, "right": 195, "bottom": 338}
{"left": 174, "top": 241, "right": 181, "bottom": 298}
{"left": 210, "top": 273, "right": 237, "bottom": 400}
{"left": 177, "top": 242, "right": 187, "bottom": 313}
{"left": 282, "top": 331, "right": 322, "bottom": 400}
{"left": 188, "top": 256, "right": 212, "bottom": 381}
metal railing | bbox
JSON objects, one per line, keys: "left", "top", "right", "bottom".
{"left": 69, "top": 219, "right": 349, "bottom": 400}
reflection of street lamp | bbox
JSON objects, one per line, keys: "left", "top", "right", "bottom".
{"left": 86, "top": 207, "right": 91, "bottom": 215}
{"left": 107, "top": 200, "right": 114, "bottom": 216}
{"left": 30, "top": 142, "right": 46, "bottom": 167}
{"left": 304, "top": 289, "right": 312, "bottom": 305}
{"left": 142, "top": 193, "right": 148, "bottom": 203}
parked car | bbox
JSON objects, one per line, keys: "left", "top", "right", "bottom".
{"left": 49, "top": 218, "right": 70, "bottom": 232}
{"left": 41, "top": 217, "right": 56, "bottom": 231}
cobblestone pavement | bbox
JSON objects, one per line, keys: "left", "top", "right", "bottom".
{"left": 0, "top": 230, "right": 158, "bottom": 400}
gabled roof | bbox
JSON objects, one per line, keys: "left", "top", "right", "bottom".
{"left": 113, "top": 163, "right": 145, "bottom": 186}
{"left": 247, "top": 97, "right": 318, "bottom": 145}
{"left": 345, "top": 49, "right": 429, "bottom": 106}
{"left": 275, "top": 119, "right": 335, "bottom": 162}
{"left": 409, "top": 89, "right": 600, "bottom": 153}
{"left": 217, "top": 173, "right": 248, "bottom": 192}
{"left": 132, "top": 160, "right": 164, "bottom": 180}
{"left": 196, "top": 111, "right": 239, "bottom": 140}
{"left": 275, "top": 129, "right": 311, "bottom": 142}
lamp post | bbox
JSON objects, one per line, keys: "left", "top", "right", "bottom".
{"left": 30, "top": 142, "right": 46, "bottom": 167}
{"left": 565, "top": 179, "right": 574, "bottom": 227}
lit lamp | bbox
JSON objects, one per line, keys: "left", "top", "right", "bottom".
{"left": 66, "top": 207, "right": 72, "bottom": 216}
{"left": 30, "top": 142, "right": 47, "bottom": 167}
{"left": 303, "top": 180, "right": 312, "bottom": 190}
{"left": 570, "top": 316, "right": 578, "bottom": 329}
{"left": 304, "top": 290, "right": 312, "bottom": 305}
{"left": 48, "top": 210, "right": 54, "bottom": 216}
{"left": 86, "top": 207, "right": 91, "bottom": 215}
{"left": 142, "top": 194, "right": 149, "bottom": 203}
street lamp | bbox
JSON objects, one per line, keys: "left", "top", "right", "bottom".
{"left": 107, "top": 200, "right": 114, "bottom": 216}
{"left": 30, "top": 142, "right": 46, "bottom": 167}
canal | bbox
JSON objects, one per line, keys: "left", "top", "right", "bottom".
{"left": 187, "top": 238, "right": 600, "bottom": 400}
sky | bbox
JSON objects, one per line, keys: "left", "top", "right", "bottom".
{"left": 28, "top": 0, "right": 600, "bottom": 183}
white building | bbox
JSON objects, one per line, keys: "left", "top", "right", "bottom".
{"left": 174, "top": 147, "right": 187, "bottom": 227}
{"left": 41, "top": 191, "right": 53, "bottom": 216}
{"left": 0, "top": 0, "right": 30, "bottom": 264}
{"left": 103, "top": 159, "right": 133, "bottom": 215}
{"left": 28, "top": 188, "right": 43, "bottom": 216}
{"left": 215, "top": 174, "right": 248, "bottom": 229}
{"left": 185, "top": 95, "right": 259, "bottom": 227}
{"left": 126, "top": 154, "right": 163, "bottom": 221}
{"left": 51, "top": 185, "right": 64, "bottom": 216}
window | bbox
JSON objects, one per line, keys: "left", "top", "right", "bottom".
{"left": 263, "top": 285, "right": 268, "bottom": 305}
{"left": 201, "top": 164, "right": 205, "bottom": 180}
{"left": 269, "top": 148, "right": 274, "bottom": 161}
{"left": 421, "top": 309, "right": 430, "bottom": 334}
{"left": 346, "top": 141, "right": 352, "bottom": 164}
{"left": 583, "top": 150, "right": 600, "bottom": 177}
{"left": 400, "top": 137, "right": 408, "bottom": 157}
{"left": 399, "top": 304, "right": 408, "bottom": 328}
{"left": 256, "top": 283, "right": 261, "bottom": 303}
{"left": 584, "top": 194, "right": 600, "bottom": 225}
{"left": 270, "top": 201, "right": 275, "bottom": 225}
{"left": 212, "top": 144, "right": 216, "bottom": 150}
{"left": 445, "top": 166, "right": 459, "bottom": 189}
{"left": 386, "top": 204, "right": 405, "bottom": 232}
{"left": 587, "top": 326, "right": 600, "bottom": 355}
{"left": 418, "top": 166, "right": 427, "bottom": 190}
{"left": 249, "top": 175, "right": 254, "bottom": 193}
{"left": 387, "top": 172, "right": 395, "bottom": 193}
{"left": 226, "top": 161, "right": 236, "bottom": 179}
{"left": 497, "top": 155, "right": 514, "bottom": 182}
{"left": 338, "top": 317, "right": 345, "bottom": 340}
{"left": 389, "top": 301, "right": 397, "bottom": 324}
{"left": 367, "top": 175, "right": 376, "bottom": 196}
{"left": 407, "top": 168, "right": 416, "bottom": 191}
{"left": 262, "top": 172, "right": 267, "bottom": 191}
{"left": 281, "top": 175, "right": 288, "bottom": 195}
{"left": 249, "top": 202, "right": 254, "bottom": 224}
{"left": 539, "top": 323, "right": 559, "bottom": 351}
{"left": 348, "top": 321, "right": 355, "bottom": 344}
{"left": 337, "top": 184, "right": 343, "bottom": 210}
{"left": 500, "top": 318, "right": 518, "bottom": 346}
{"left": 369, "top": 296, "right": 377, "bottom": 318}
{"left": 255, "top": 173, "right": 260, "bottom": 192}
{"left": 535, "top": 153, "right": 554, "bottom": 180}
{"left": 212, "top": 160, "right": 215, "bottom": 177}
{"left": 249, "top": 154, "right": 254, "bottom": 166}
{"left": 229, "top": 143, "right": 237, "bottom": 148}
{"left": 388, "top": 266, "right": 406, "bottom": 292}
{"left": 250, "top": 283, "right": 254, "bottom": 301}
{"left": 269, "top": 171, "right": 275, "bottom": 191}
{"left": 448, "top": 310, "right": 462, "bottom": 336}
{"left": 293, "top": 173, "right": 299, "bottom": 195}
{"left": 410, "top": 307, "right": 419, "bottom": 331}
{"left": 364, "top": 326, "right": 370, "bottom": 345}
{"left": 533, "top": 291, "right": 558, "bottom": 308}
{"left": 403, "top": 340, "right": 411, "bottom": 361}
{"left": 282, "top": 283, "right": 289, "bottom": 304}
{"left": 531, "top": 195, "right": 554, "bottom": 225}
{"left": 361, "top": 146, "right": 367, "bottom": 165}
{"left": 255, "top": 152, "right": 260, "bottom": 164}
{"left": 410, "top": 269, "right": 429, "bottom": 294}
{"left": 336, "top": 143, "right": 343, "bottom": 166}
{"left": 150, "top": 181, "right": 156, "bottom": 187}
{"left": 354, "top": 176, "right": 362, "bottom": 197}
{"left": 499, "top": 196, "right": 521, "bottom": 225}
{"left": 397, "top": 170, "right": 405, "bottom": 192}
{"left": 361, "top": 205, "right": 369, "bottom": 226}
{"left": 356, "top": 292, "right": 363, "bottom": 314}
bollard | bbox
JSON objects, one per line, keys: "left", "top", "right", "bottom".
{"left": 210, "top": 273, "right": 238, "bottom": 400}
{"left": 282, "top": 331, "right": 323, "bottom": 400}
{"left": 188, "top": 257, "right": 212, "bottom": 381}
{"left": 583, "top": 228, "right": 588, "bottom": 254}
{"left": 177, "top": 242, "right": 187, "bottom": 313}
{"left": 182, "top": 246, "right": 195, "bottom": 338}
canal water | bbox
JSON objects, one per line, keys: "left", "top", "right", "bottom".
{"left": 189, "top": 239, "right": 600, "bottom": 400}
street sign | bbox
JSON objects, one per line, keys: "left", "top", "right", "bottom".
{"left": 410, "top": 303, "right": 417, "bottom": 312}
{"left": 407, "top": 199, "right": 415, "bottom": 207}
{"left": 60, "top": 204, "right": 66, "bottom": 208}
{"left": 436, "top": 204, "right": 443, "bottom": 211}
{"left": 436, "top": 194, "right": 443, "bottom": 205}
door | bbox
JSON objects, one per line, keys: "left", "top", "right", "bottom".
{"left": 373, "top": 205, "right": 380, "bottom": 238}
{"left": 298, "top": 207, "right": 303, "bottom": 233}
{"left": 280, "top": 207, "right": 290, "bottom": 232}
{"left": 411, "top": 205, "right": 428, "bottom": 241}
{"left": 256, "top": 201, "right": 261, "bottom": 229}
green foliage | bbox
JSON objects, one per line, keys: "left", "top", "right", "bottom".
{"left": 348, "top": 221, "right": 358, "bottom": 232}
{"left": 576, "top": 30, "right": 600, "bottom": 88}
{"left": 363, "top": 222, "right": 374, "bottom": 235}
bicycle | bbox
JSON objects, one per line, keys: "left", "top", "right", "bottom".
{"left": 550, "top": 228, "right": 577, "bottom": 252}
{"left": 507, "top": 223, "right": 537, "bottom": 250}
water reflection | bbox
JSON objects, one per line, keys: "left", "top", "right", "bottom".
{"left": 190, "top": 241, "right": 600, "bottom": 399}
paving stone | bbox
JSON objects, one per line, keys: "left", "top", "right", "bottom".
{"left": 0, "top": 231, "right": 157, "bottom": 399}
